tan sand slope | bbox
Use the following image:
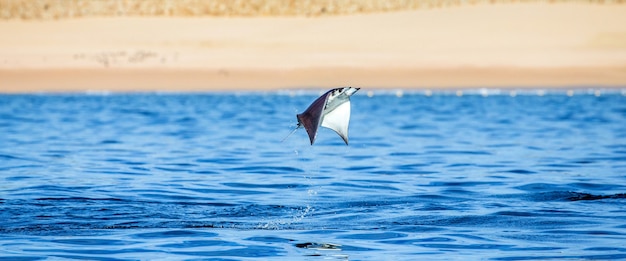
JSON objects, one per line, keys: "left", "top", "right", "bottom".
{"left": 1, "top": 3, "right": 625, "bottom": 92}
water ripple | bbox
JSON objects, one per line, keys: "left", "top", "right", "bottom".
{"left": 0, "top": 92, "right": 625, "bottom": 260}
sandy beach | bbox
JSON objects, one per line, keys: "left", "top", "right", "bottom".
{"left": 1, "top": 2, "right": 625, "bottom": 92}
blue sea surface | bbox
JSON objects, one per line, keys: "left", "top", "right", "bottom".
{"left": 1, "top": 89, "right": 625, "bottom": 260}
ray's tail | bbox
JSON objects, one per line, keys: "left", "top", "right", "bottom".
{"left": 280, "top": 124, "right": 301, "bottom": 143}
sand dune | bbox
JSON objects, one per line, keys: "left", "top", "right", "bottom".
{"left": 1, "top": 2, "right": 625, "bottom": 92}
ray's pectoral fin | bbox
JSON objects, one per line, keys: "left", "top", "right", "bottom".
{"left": 321, "top": 101, "right": 351, "bottom": 145}
{"left": 296, "top": 93, "right": 328, "bottom": 145}
{"left": 297, "top": 113, "right": 318, "bottom": 145}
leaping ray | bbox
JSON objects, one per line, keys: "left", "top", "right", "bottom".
{"left": 285, "top": 87, "right": 360, "bottom": 145}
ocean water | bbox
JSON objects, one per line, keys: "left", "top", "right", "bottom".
{"left": 1, "top": 89, "right": 625, "bottom": 260}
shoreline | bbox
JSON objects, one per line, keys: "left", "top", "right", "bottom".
{"left": 1, "top": 66, "right": 624, "bottom": 93}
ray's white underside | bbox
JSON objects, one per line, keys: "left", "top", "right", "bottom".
{"left": 321, "top": 100, "right": 351, "bottom": 144}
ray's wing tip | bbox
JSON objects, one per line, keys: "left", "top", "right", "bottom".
{"left": 341, "top": 135, "right": 349, "bottom": 145}
{"left": 308, "top": 133, "right": 316, "bottom": 145}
